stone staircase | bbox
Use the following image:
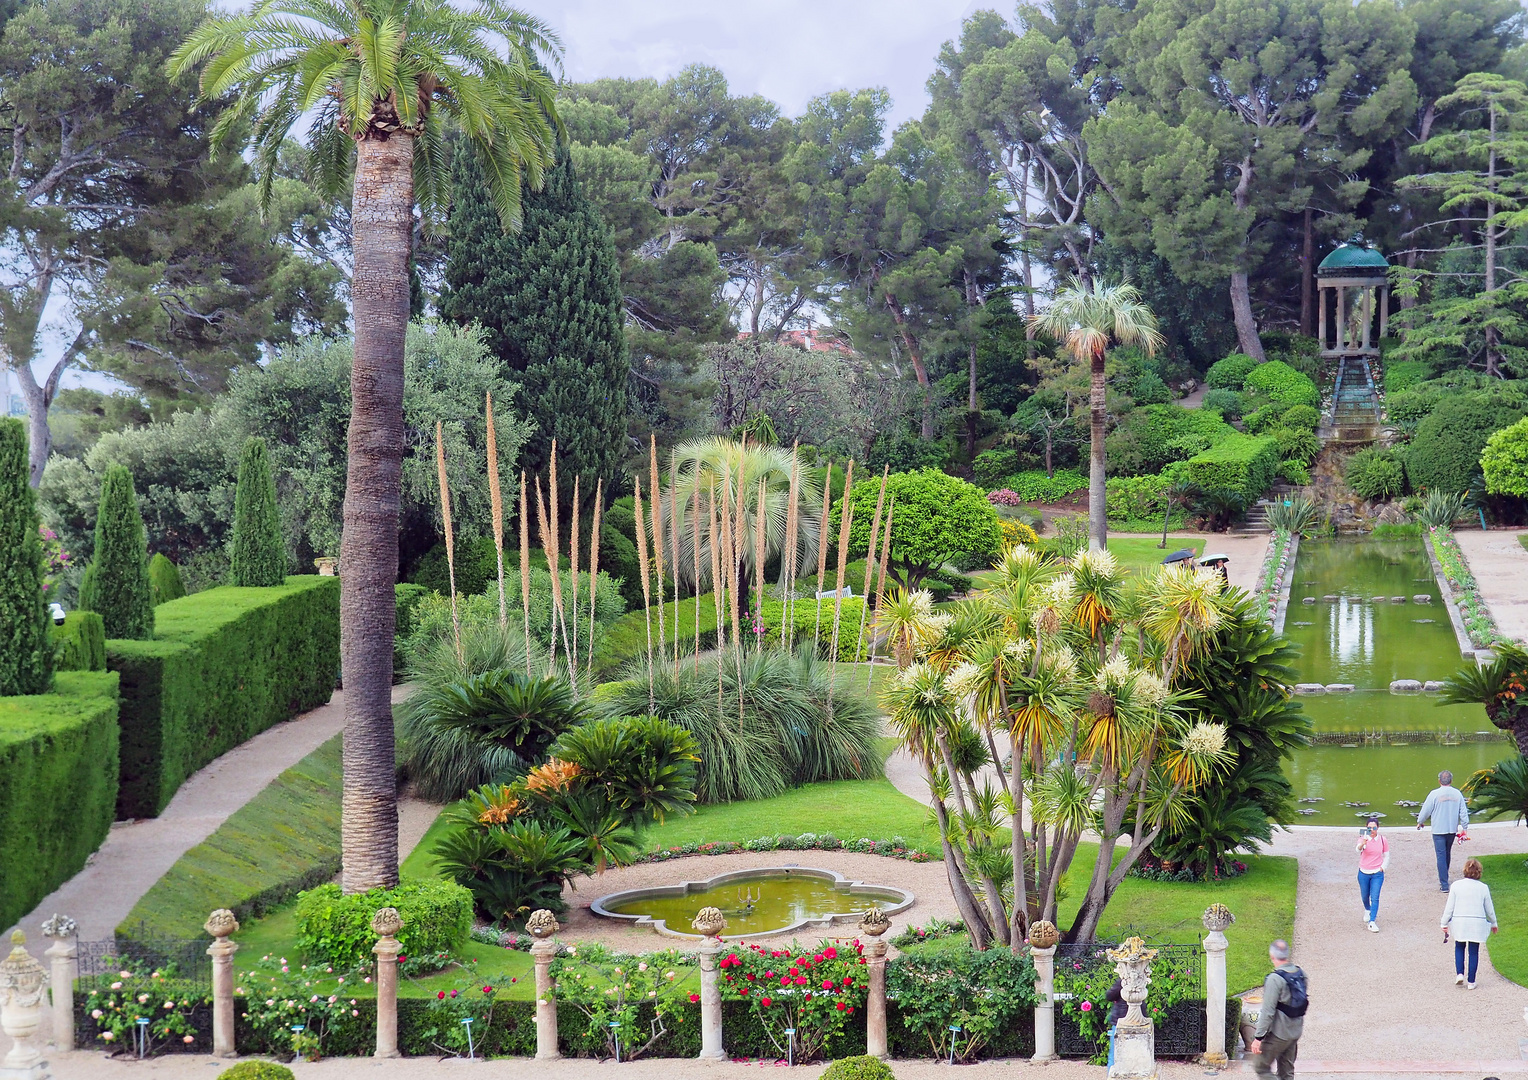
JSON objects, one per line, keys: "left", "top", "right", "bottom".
{"left": 1327, "top": 354, "right": 1382, "bottom": 444}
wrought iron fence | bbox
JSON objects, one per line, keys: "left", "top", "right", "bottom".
{"left": 76, "top": 925, "right": 211, "bottom": 994}
{"left": 1052, "top": 937, "right": 1205, "bottom": 1059}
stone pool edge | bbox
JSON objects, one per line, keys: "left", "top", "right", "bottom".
{"left": 1423, "top": 532, "right": 1481, "bottom": 663}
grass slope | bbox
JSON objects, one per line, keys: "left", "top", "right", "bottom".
{"left": 1479, "top": 853, "right": 1528, "bottom": 987}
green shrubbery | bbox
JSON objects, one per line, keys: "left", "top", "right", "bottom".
{"left": 1105, "top": 405, "right": 1232, "bottom": 476}
{"left": 295, "top": 879, "right": 474, "bottom": 969}
{"left": 1243, "top": 360, "right": 1320, "bottom": 410}
{"left": 1409, "top": 388, "right": 1528, "bottom": 493}
{"left": 51, "top": 611, "right": 105, "bottom": 672}
{"left": 0, "top": 671, "right": 120, "bottom": 929}
{"left": 231, "top": 438, "right": 286, "bottom": 586}
{"left": 1345, "top": 447, "right": 1407, "bottom": 500}
{"left": 1183, "top": 433, "right": 1280, "bottom": 503}
{"left": 1106, "top": 472, "right": 1174, "bottom": 522}
{"left": 1200, "top": 388, "right": 1243, "bottom": 418}
{"left": 1130, "top": 370, "right": 1173, "bottom": 404}
{"left": 1482, "top": 416, "right": 1528, "bottom": 497}
{"left": 1205, "top": 353, "right": 1259, "bottom": 389}
{"left": 757, "top": 597, "right": 870, "bottom": 660}
{"left": 1001, "top": 469, "right": 1087, "bottom": 502}
{"left": 821, "top": 1057, "right": 896, "bottom": 1080}
{"left": 81, "top": 465, "right": 154, "bottom": 640}
{"left": 148, "top": 553, "right": 186, "bottom": 605}
{"left": 216, "top": 1063, "right": 295, "bottom": 1080}
{"left": 1384, "top": 358, "right": 1432, "bottom": 394}
{"left": 109, "top": 576, "right": 340, "bottom": 818}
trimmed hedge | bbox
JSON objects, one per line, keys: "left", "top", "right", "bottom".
{"left": 295, "top": 879, "right": 474, "bottom": 969}
{"left": 1242, "top": 360, "right": 1319, "bottom": 410}
{"left": 757, "top": 597, "right": 870, "bottom": 660}
{"left": 1183, "top": 433, "right": 1280, "bottom": 503}
{"left": 119, "top": 734, "right": 341, "bottom": 942}
{"left": 1205, "top": 353, "right": 1259, "bottom": 389}
{"left": 593, "top": 594, "right": 722, "bottom": 676}
{"left": 51, "top": 611, "right": 105, "bottom": 672}
{"left": 0, "top": 671, "right": 120, "bottom": 930}
{"left": 108, "top": 575, "right": 340, "bottom": 819}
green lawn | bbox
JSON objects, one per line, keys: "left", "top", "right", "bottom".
{"left": 969, "top": 536, "right": 1204, "bottom": 590}
{"left": 1479, "top": 853, "right": 1528, "bottom": 987}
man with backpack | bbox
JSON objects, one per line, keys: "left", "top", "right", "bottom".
{"left": 1250, "top": 939, "right": 1306, "bottom": 1079}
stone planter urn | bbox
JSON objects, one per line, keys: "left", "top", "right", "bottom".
{"left": 0, "top": 931, "right": 47, "bottom": 1079}
{"left": 1026, "top": 920, "right": 1059, "bottom": 950}
{"left": 526, "top": 910, "right": 561, "bottom": 1061}
{"left": 526, "top": 909, "right": 560, "bottom": 939}
{"left": 314, "top": 557, "right": 337, "bottom": 576}
{"left": 1106, "top": 936, "right": 1159, "bottom": 1079}
{"left": 857, "top": 907, "right": 891, "bottom": 938}
{"left": 691, "top": 907, "right": 726, "bottom": 939}
{"left": 1202, "top": 903, "right": 1235, "bottom": 933}
{"left": 692, "top": 908, "right": 727, "bottom": 1060}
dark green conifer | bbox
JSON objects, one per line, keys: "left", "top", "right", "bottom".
{"left": 85, "top": 465, "right": 153, "bottom": 640}
{"left": 442, "top": 144, "right": 629, "bottom": 496}
{"left": 148, "top": 553, "right": 186, "bottom": 605}
{"left": 230, "top": 437, "right": 286, "bottom": 587}
{"left": 0, "top": 418, "right": 53, "bottom": 695}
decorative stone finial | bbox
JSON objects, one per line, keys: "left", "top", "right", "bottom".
{"left": 1202, "top": 904, "right": 1235, "bottom": 932}
{"left": 691, "top": 907, "right": 726, "bottom": 938}
{"left": 1026, "top": 920, "right": 1059, "bottom": 950}
{"left": 204, "top": 909, "right": 240, "bottom": 939}
{"left": 39, "top": 914, "right": 76, "bottom": 940}
{"left": 0, "top": 932, "right": 45, "bottom": 996}
{"left": 526, "top": 909, "right": 560, "bottom": 939}
{"left": 1106, "top": 936, "right": 1158, "bottom": 965}
{"left": 857, "top": 907, "right": 891, "bottom": 938}
{"left": 370, "top": 907, "right": 404, "bottom": 938}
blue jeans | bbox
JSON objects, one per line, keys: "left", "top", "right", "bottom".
{"left": 1455, "top": 940, "right": 1480, "bottom": 981}
{"left": 1433, "top": 833, "right": 1455, "bottom": 889}
{"left": 1358, "top": 869, "right": 1384, "bottom": 920}
{"left": 1108, "top": 1022, "right": 1116, "bottom": 1068}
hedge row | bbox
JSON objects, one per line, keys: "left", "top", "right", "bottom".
{"left": 0, "top": 671, "right": 120, "bottom": 930}
{"left": 119, "top": 734, "right": 342, "bottom": 943}
{"left": 109, "top": 576, "right": 340, "bottom": 819}
{"left": 1183, "top": 433, "right": 1280, "bottom": 504}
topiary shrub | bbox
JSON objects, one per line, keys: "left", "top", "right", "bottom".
{"left": 0, "top": 417, "right": 53, "bottom": 695}
{"left": 972, "top": 446, "right": 1024, "bottom": 488}
{"left": 1345, "top": 447, "right": 1407, "bottom": 500}
{"left": 1242, "top": 360, "right": 1320, "bottom": 410}
{"left": 148, "top": 553, "right": 186, "bottom": 606}
{"left": 294, "top": 879, "right": 474, "bottom": 969}
{"left": 1278, "top": 404, "right": 1321, "bottom": 432}
{"left": 1200, "top": 388, "right": 1243, "bottom": 419}
{"left": 1410, "top": 388, "right": 1528, "bottom": 494}
{"left": 1183, "top": 433, "right": 1280, "bottom": 504}
{"left": 1481, "top": 415, "right": 1528, "bottom": 498}
{"left": 821, "top": 1056, "right": 896, "bottom": 1080}
{"left": 216, "top": 1062, "right": 296, "bottom": 1080}
{"left": 51, "top": 611, "right": 105, "bottom": 672}
{"left": 230, "top": 437, "right": 286, "bottom": 587}
{"left": 1205, "top": 353, "right": 1259, "bottom": 390}
{"left": 81, "top": 465, "right": 154, "bottom": 640}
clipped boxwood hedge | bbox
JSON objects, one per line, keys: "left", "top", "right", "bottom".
{"left": 51, "top": 611, "right": 105, "bottom": 672}
{"left": 756, "top": 597, "right": 870, "bottom": 660}
{"left": 108, "top": 575, "right": 339, "bottom": 819}
{"left": 1183, "top": 433, "right": 1280, "bottom": 503}
{"left": 0, "top": 671, "right": 120, "bottom": 929}
{"left": 294, "top": 879, "right": 474, "bottom": 969}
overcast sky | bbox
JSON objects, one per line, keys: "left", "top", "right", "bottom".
{"left": 7, "top": 0, "right": 993, "bottom": 407}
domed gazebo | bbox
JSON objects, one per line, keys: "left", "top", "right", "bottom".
{"left": 1316, "top": 243, "right": 1389, "bottom": 358}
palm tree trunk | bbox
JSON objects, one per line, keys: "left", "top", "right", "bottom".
{"left": 339, "top": 131, "right": 413, "bottom": 894}
{"left": 1088, "top": 349, "right": 1108, "bottom": 551}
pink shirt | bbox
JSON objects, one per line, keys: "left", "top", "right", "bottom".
{"left": 1358, "top": 833, "right": 1389, "bottom": 873}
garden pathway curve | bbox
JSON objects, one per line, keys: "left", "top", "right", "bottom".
{"left": 1452, "top": 527, "right": 1528, "bottom": 644}
{"left": 7, "top": 685, "right": 428, "bottom": 945}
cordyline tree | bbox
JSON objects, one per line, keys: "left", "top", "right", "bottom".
{"left": 170, "top": 0, "right": 561, "bottom": 892}
{"left": 1030, "top": 278, "right": 1163, "bottom": 552}
{"left": 879, "top": 546, "right": 1233, "bottom": 948}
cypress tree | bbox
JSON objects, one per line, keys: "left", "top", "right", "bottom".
{"left": 230, "top": 437, "right": 286, "bottom": 586}
{"left": 148, "top": 553, "right": 186, "bottom": 605}
{"left": 442, "top": 143, "right": 629, "bottom": 497}
{"left": 0, "top": 417, "right": 53, "bottom": 695}
{"left": 87, "top": 464, "right": 154, "bottom": 640}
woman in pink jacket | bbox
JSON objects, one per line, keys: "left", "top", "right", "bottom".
{"left": 1356, "top": 815, "right": 1389, "bottom": 932}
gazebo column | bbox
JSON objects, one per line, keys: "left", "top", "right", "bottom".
{"left": 1361, "top": 286, "right": 1372, "bottom": 351}
{"left": 1336, "top": 286, "right": 1347, "bottom": 352}
{"left": 1318, "top": 284, "right": 1327, "bottom": 350}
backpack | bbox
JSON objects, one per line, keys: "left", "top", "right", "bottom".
{"left": 1273, "top": 968, "right": 1308, "bottom": 1018}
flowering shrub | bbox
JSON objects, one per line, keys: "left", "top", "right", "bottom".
{"left": 638, "top": 833, "right": 934, "bottom": 865}
{"left": 82, "top": 959, "right": 205, "bottom": 1054}
{"left": 1430, "top": 528, "right": 1505, "bottom": 647}
{"left": 1127, "top": 852, "right": 1247, "bottom": 882}
{"left": 716, "top": 941, "right": 869, "bottom": 1061}
{"left": 39, "top": 525, "right": 72, "bottom": 596}
{"left": 237, "top": 954, "right": 364, "bottom": 1060}
{"left": 1057, "top": 947, "right": 1197, "bottom": 1063}
{"left": 987, "top": 489, "right": 1022, "bottom": 507}
{"left": 549, "top": 944, "right": 697, "bottom": 1060}
{"left": 885, "top": 948, "right": 1036, "bottom": 1061}
{"left": 408, "top": 960, "right": 503, "bottom": 1056}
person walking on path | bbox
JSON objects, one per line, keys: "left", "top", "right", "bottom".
{"left": 1416, "top": 770, "right": 1470, "bottom": 891}
{"left": 1251, "top": 940, "right": 1306, "bottom": 1080}
{"left": 1356, "top": 815, "right": 1389, "bottom": 932}
{"left": 1442, "top": 858, "right": 1499, "bottom": 990}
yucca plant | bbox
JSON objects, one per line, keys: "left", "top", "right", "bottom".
{"left": 1264, "top": 496, "right": 1321, "bottom": 536}
{"left": 1415, "top": 489, "right": 1468, "bottom": 528}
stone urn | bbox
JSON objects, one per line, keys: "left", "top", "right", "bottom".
{"left": 0, "top": 930, "right": 46, "bottom": 1073}
{"left": 857, "top": 907, "right": 891, "bottom": 938}
{"left": 205, "top": 908, "right": 240, "bottom": 939}
{"left": 1202, "top": 903, "right": 1235, "bottom": 933}
{"left": 1027, "top": 920, "right": 1060, "bottom": 950}
{"left": 371, "top": 907, "right": 404, "bottom": 939}
{"left": 691, "top": 907, "right": 727, "bottom": 938}
{"left": 314, "top": 557, "right": 338, "bottom": 576}
{"left": 1106, "top": 936, "right": 1158, "bottom": 1027}
{"left": 526, "top": 909, "right": 561, "bottom": 940}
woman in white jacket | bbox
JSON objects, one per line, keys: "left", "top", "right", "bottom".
{"left": 1441, "top": 858, "right": 1499, "bottom": 989}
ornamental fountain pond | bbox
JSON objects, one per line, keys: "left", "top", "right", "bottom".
{"left": 592, "top": 867, "right": 912, "bottom": 939}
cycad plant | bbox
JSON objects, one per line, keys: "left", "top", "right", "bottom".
{"left": 1439, "top": 644, "right": 1528, "bottom": 755}
{"left": 1464, "top": 754, "right": 1528, "bottom": 824}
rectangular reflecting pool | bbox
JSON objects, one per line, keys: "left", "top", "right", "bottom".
{"left": 1278, "top": 539, "right": 1511, "bottom": 824}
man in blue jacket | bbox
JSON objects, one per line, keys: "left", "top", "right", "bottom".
{"left": 1416, "top": 770, "right": 1470, "bottom": 892}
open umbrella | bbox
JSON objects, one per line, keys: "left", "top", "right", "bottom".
{"left": 1200, "top": 553, "right": 1230, "bottom": 565}
{"left": 1161, "top": 548, "right": 1197, "bottom": 565}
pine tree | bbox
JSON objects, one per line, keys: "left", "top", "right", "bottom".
{"left": 230, "top": 437, "right": 286, "bottom": 587}
{"left": 0, "top": 418, "right": 53, "bottom": 695}
{"left": 442, "top": 143, "right": 629, "bottom": 499}
{"left": 148, "top": 553, "right": 186, "bottom": 605}
{"left": 85, "top": 465, "right": 153, "bottom": 640}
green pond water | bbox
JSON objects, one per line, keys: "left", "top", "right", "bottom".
{"left": 1279, "top": 540, "right": 1510, "bottom": 824}
{"left": 605, "top": 873, "right": 902, "bottom": 936}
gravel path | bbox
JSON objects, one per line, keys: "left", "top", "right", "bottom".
{"left": 1452, "top": 528, "right": 1528, "bottom": 643}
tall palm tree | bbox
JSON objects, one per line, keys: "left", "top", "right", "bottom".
{"left": 1030, "top": 278, "right": 1164, "bottom": 551}
{"left": 170, "top": 0, "right": 560, "bottom": 892}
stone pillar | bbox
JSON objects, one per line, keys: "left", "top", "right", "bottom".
{"left": 39, "top": 916, "right": 76, "bottom": 1052}
{"left": 0, "top": 931, "right": 48, "bottom": 1079}
{"left": 371, "top": 908, "right": 403, "bottom": 1060}
{"left": 1201, "top": 905, "right": 1234, "bottom": 1067}
{"left": 692, "top": 907, "right": 726, "bottom": 1060}
{"left": 1107, "top": 937, "right": 1159, "bottom": 1080}
{"left": 1318, "top": 284, "right": 1327, "bottom": 349}
{"left": 859, "top": 909, "right": 891, "bottom": 1060}
{"left": 527, "top": 910, "right": 561, "bottom": 1061}
{"left": 1027, "top": 920, "right": 1059, "bottom": 1062}
{"left": 202, "top": 910, "right": 240, "bottom": 1058}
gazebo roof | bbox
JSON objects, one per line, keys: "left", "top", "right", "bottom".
{"left": 1317, "top": 243, "right": 1389, "bottom": 277}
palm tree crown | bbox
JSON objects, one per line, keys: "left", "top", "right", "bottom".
{"left": 169, "top": 0, "right": 562, "bottom": 228}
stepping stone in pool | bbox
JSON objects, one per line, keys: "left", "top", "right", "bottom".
{"left": 1292, "top": 621, "right": 1313, "bottom": 626}
{"left": 1302, "top": 597, "right": 1316, "bottom": 605}
{"left": 1372, "top": 595, "right": 1388, "bottom": 602}
{"left": 1341, "top": 801, "right": 1370, "bottom": 807}
{"left": 1296, "top": 808, "right": 1318, "bottom": 815}
{"left": 1324, "top": 594, "right": 1340, "bottom": 601}
{"left": 1395, "top": 800, "right": 1421, "bottom": 808}
{"left": 1326, "top": 683, "right": 1355, "bottom": 692}
{"left": 1423, "top": 681, "right": 1445, "bottom": 692}
{"left": 1414, "top": 595, "right": 1432, "bottom": 603}
{"left": 1391, "top": 596, "right": 1406, "bottom": 603}
{"left": 1294, "top": 683, "right": 1327, "bottom": 694}
{"left": 1355, "top": 811, "right": 1386, "bottom": 818}
{"left": 1390, "top": 679, "right": 1423, "bottom": 693}
{"left": 1297, "top": 797, "right": 1324, "bottom": 803}
{"left": 1413, "top": 618, "right": 1435, "bottom": 624}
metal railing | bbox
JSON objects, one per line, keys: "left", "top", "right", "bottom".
{"left": 1052, "top": 937, "right": 1206, "bottom": 1059}
{"left": 76, "top": 924, "right": 211, "bottom": 993}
